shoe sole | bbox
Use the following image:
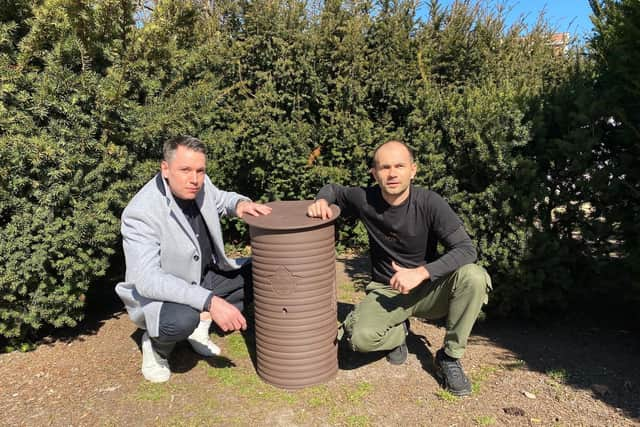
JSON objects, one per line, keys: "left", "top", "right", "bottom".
{"left": 386, "top": 356, "right": 407, "bottom": 365}
{"left": 142, "top": 372, "right": 171, "bottom": 383}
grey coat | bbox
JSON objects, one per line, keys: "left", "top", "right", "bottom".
{"left": 115, "top": 173, "right": 250, "bottom": 337}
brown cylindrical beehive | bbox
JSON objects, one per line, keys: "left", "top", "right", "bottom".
{"left": 244, "top": 200, "right": 340, "bottom": 389}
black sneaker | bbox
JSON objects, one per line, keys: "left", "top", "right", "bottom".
{"left": 434, "top": 349, "right": 472, "bottom": 396}
{"left": 386, "top": 319, "right": 410, "bottom": 365}
{"left": 386, "top": 341, "right": 408, "bottom": 365}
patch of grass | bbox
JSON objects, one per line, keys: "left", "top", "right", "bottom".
{"left": 473, "top": 365, "right": 498, "bottom": 381}
{"left": 435, "top": 389, "right": 459, "bottom": 402}
{"left": 473, "top": 415, "right": 496, "bottom": 426}
{"left": 224, "top": 333, "right": 250, "bottom": 359}
{"left": 545, "top": 371, "right": 568, "bottom": 401}
{"left": 206, "top": 365, "right": 300, "bottom": 405}
{"left": 325, "top": 383, "right": 373, "bottom": 426}
{"left": 344, "top": 414, "right": 371, "bottom": 427}
{"left": 165, "top": 414, "right": 225, "bottom": 427}
{"left": 347, "top": 381, "right": 373, "bottom": 402}
{"left": 308, "top": 395, "right": 326, "bottom": 408}
{"left": 546, "top": 368, "right": 568, "bottom": 383}
{"left": 197, "top": 395, "right": 223, "bottom": 411}
{"left": 471, "top": 365, "right": 498, "bottom": 394}
{"left": 305, "top": 384, "right": 334, "bottom": 408}
{"left": 134, "top": 382, "right": 170, "bottom": 401}
{"left": 254, "top": 385, "right": 298, "bottom": 404}
{"left": 207, "top": 366, "right": 244, "bottom": 386}
{"left": 329, "top": 409, "right": 371, "bottom": 427}
{"left": 337, "top": 280, "right": 361, "bottom": 303}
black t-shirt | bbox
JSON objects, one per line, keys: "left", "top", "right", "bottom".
{"left": 316, "top": 184, "right": 477, "bottom": 284}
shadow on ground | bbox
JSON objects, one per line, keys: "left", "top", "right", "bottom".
{"left": 35, "top": 279, "right": 125, "bottom": 347}
{"left": 170, "top": 341, "right": 237, "bottom": 373}
{"left": 125, "top": 328, "right": 237, "bottom": 375}
{"left": 339, "top": 255, "right": 640, "bottom": 421}
{"left": 340, "top": 255, "right": 370, "bottom": 292}
{"left": 472, "top": 318, "right": 640, "bottom": 420}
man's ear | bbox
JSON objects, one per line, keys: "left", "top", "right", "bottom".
{"left": 161, "top": 160, "right": 169, "bottom": 179}
{"left": 411, "top": 162, "right": 417, "bottom": 180}
{"left": 369, "top": 167, "right": 377, "bottom": 183}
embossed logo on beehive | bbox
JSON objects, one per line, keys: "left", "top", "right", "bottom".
{"left": 269, "top": 265, "right": 298, "bottom": 296}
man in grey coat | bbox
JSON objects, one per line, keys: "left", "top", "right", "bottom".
{"left": 116, "top": 135, "right": 271, "bottom": 382}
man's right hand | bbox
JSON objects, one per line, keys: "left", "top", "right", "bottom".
{"left": 209, "top": 296, "right": 247, "bottom": 332}
{"left": 306, "top": 199, "right": 333, "bottom": 219}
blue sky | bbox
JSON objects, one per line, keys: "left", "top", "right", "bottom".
{"left": 418, "top": 1, "right": 595, "bottom": 39}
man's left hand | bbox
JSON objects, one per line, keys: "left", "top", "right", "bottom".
{"left": 389, "top": 261, "right": 430, "bottom": 294}
{"left": 236, "top": 200, "right": 272, "bottom": 218}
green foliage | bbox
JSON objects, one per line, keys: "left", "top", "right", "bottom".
{"left": 406, "top": 2, "right": 578, "bottom": 316}
{"left": 2, "top": 0, "right": 639, "bottom": 343}
{"left": 493, "top": 0, "right": 640, "bottom": 317}
{"left": 0, "top": 0, "right": 138, "bottom": 343}
{"left": 587, "top": 0, "right": 640, "bottom": 312}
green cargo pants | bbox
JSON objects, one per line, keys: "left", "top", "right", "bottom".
{"left": 343, "top": 263, "right": 491, "bottom": 359}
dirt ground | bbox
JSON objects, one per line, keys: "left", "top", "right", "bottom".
{"left": 1, "top": 256, "right": 639, "bottom": 427}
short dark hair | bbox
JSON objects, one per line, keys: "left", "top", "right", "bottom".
{"left": 163, "top": 135, "right": 207, "bottom": 162}
{"left": 370, "top": 140, "right": 415, "bottom": 168}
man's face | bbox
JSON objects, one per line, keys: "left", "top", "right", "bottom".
{"left": 161, "top": 145, "right": 206, "bottom": 200}
{"left": 371, "top": 142, "right": 416, "bottom": 203}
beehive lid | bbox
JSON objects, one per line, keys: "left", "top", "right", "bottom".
{"left": 243, "top": 200, "right": 340, "bottom": 231}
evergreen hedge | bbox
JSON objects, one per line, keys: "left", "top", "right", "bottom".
{"left": 1, "top": 0, "right": 638, "bottom": 345}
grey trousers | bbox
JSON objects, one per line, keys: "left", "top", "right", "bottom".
{"left": 151, "top": 263, "right": 252, "bottom": 358}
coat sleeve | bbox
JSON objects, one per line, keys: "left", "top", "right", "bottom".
{"left": 121, "top": 205, "right": 211, "bottom": 310}
{"left": 205, "top": 176, "right": 250, "bottom": 218}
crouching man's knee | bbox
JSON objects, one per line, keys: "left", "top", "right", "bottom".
{"left": 343, "top": 309, "right": 384, "bottom": 352}
{"left": 157, "top": 302, "right": 201, "bottom": 342}
{"left": 453, "top": 264, "right": 492, "bottom": 305}
{"left": 348, "top": 325, "right": 382, "bottom": 352}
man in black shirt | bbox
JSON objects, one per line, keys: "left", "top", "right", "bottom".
{"left": 307, "top": 140, "right": 491, "bottom": 396}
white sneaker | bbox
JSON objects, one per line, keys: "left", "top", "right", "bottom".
{"left": 187, "top": 319, "right": 221, "bottom": 357}
{"left": 141, "top": 331, "right": 171, "bottom": 383}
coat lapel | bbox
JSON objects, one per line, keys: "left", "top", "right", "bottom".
{"left": 198, "top": 181, "right": 226, "bottom": 261}
{"left": 156, "top": 173, "right": 200, "bottom": 251}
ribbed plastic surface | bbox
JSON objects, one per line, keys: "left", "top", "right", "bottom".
{"left": 245, "top": 200, "right": 340, "bottom": 389}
